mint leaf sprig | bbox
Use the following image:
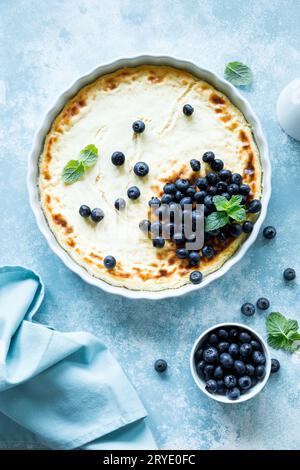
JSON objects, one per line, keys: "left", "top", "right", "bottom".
{"left": 62, "top": 144, "right": 98, "bottom": 184}
{"left": 266, "top": 312, "right": 300, "bottom": 353}
{"left": 224, "top": 61, "right": 253, "bottom": 87}
{"left": 205, "top": 195, "right": 246, "bottom": 232}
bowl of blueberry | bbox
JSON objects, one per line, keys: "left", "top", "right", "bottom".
{"left": 190, "top": 323, "right": 271, "bottom": 403}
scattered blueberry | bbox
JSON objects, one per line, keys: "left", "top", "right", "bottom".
{"left": 226, "top": 387, "right": 240, "bottom": 400}
{"left": 152, "top": 237, "right": 165, "bottom": 248}
{"left": 111, "top": 151, "right": 125, "bottom": 166}
{"left": 79, "top": 205, "right": 91, "bottom": 218}
{"left": 103, "top": 255, "right": 116, "bottom": 269}
{"left": 256, "top": 297, "right": 270, "bottom": 310}
{"left": 233, "top": 360, "right": 246, "bottom": 376}
{"left": 224, "top": 375, "right": 237, "bottom": 389}
{"left": 190, "top": 159, "right": 201, "bottom": 171}
{"left": 248, "top": 199, "right": 262, "bottom": 213}
{"left": 183, "top": 104, "right": 194, "bottom": 116}
{"left": 189, "top": 271, "right": 203, "bottom": 284}
{"left": 91, "top": 207, "right": 104, "bottom": 223}
{"left": 263, "top": 226, "right": 276, "bottom": 239}
{"left": 219, "top": 353, "right": 233, "bottom": 369}
{"left": 154, "top": 359, "right": 167, "bottom": 373}
{"left": 242, "top": 221, "right": 254, "bottom": 233}
{"left": 203, "top": 347, "right": 219, "bottom": 364}
{"left": 241, "top": 302, "right": 255, "bottom": 316}
{"left": 134, "top": 161, "right": 149, "bottom": 177}
{"left": 283, "top": 268, "right": 296, "bottom": 281}
{"left": 202, "top": 245, "right": 215, "bottom": 259}
{"left": 271, "top": 358, "right": 280, "bottom": 373}
{"left": 205, "top": 379, "right": 217, "bottom": 393}
{"left": 211, "top": 159, "right": 224, "bottom": 172}
{"left": 188, "top": 251, "right": 201, "bottom": 266}
{"left": 238, "top": 375, "right": 252, "bottom": 390}
{"left": 176, "top": 247, "right": 189, "bottom": 259}
{"left": 127, "top": 186, "right": 140, "bottom": 200}
{"left": 202, "top": 151, "right": 215, "bottom": 163}
{"left": 114, "top": 198, "right": 126, "bottom": 210}
{"left": 132, "top": 120, "right": 145, "bottom": 133}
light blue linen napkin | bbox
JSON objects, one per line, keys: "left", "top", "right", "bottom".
{"left": 0, "top": 266, "right": 156, "bottom": 450}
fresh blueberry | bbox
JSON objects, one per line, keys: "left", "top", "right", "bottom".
{"left": 251, "top": 376, "right": 258, "bottom": 387}
{"left": 222, "top": 192, "right": 231, "bottom": 201}
{"left": 217, "top": 380, "right": 226, "bottom": 394}
{"left": 219, "top": 353, "right": 233, "bottom": 369}
{"left": 239, "top": 184, "right": 251, "bottom": 195}
{"left": 114, "top": 198, "right": 126, "bottom": 210}
{"left": 188, "top": 251, "right": 201, "bottom": 266}
{"left": 190, "top": 159, "right": 201, "bottom": 171}
{"left": 189, "top": 271, "right": 203, "bottom": 284}
{"left": 231, "top": 173, "right": 242, "bottom": 185}
{"left": 79, "top": 205, "right": 91, "bottom": 218}
{"left": 194, "top": 190, "right": 207, "bottom": 203}
{"left": 183, "top": 104, "right": 194, "bottom": 116}
{"left": 139, "top": 219, "right": 151, "bottom": 232}
{"left": 195, "top": 177, "right": 208, "bottom": 190}
{"left": 211, "top": 159, "right": 224, "bottom": 172}
{"left": 234, "top": 360, "right": 246, "bottom": 376}
{"left": 161, "top": 193, "right": 174, "bottom": 204}
{"left": 229, "top": 328, "right": 239, "bottom": 339}
{"left": 252, "top": 351, "right": 266, "bottom": 365}
{"left": 202, "top": 151, "right": 215, "bottom": 163}
{"left": 207, "top": 186, "right": 218, "bottom": 196}
{"left": 238, "top": 375, "right": 252, "bottom": 390}
{"left": 271, "top": 358, "right": 280, "bottom": 373}
{"left": 186, "top": 186, "right": 196, "bottom": 198}
{"left": 256, "top": 297, "right": 270, "bottom": 310}
{"left": 218, "top": 169, "right": 231, "bottom": 181}
{"left": 245, "top": 364, "right": 255, "bottom": 376}
{"left": 248, "top": 199, "right": 262, "bottom": 213}
{"left": 224, "top": 375, "right": 237, "bottom": 389}
{"left": 203, "top": 364, "right": 215, "bottom": 380}
{"left": 196, "top": 360, "right": 205, "bottom": 378}
{"left": 174, "top": 190, "right": 184, "bottom": 201}
{"left": 218, "top": 342, "right": 230, "bottom": 353}
{"left": 111, "top": 151, "right": 125, "bottom": 166}
{"left": 203, "top": 347, "right": 219, "bottom": 364}
{"left": 180, "top": 196, "right": 193, "bottom": 208}
{"left": 205, "top": 379, "right": 217, "bottom": 393}
{"left": 239, "top": 331, "right": 252, "bottom": 343}
{"left": 228, "top": 343, "right": 239, "bottom": 358}
{"left": 206, "top": 172, "right": 218, "bottom": 185}
{"left": 218, "top": 329, "right": 229, "bottom": 340}
{"left": 229, "top": 223, "right": 242, "bottom": 237}
{"left": 176, "top": 179, "right": 190, "bottom": 192}
{"left": 91, "top": 208, "right": 104, "bottom": 223}
{"left": 152, "top": 237, "right": 165, "bottom": 248}
{"left": 195, "top": 349, "right": 203, "bottom": 362}
{"left": 134, "top": 161, "right": 149, "bottom": 177}
{"left": 226, "top": 387, "right": 240, "bottom": 400}
{"left": 204, "top": 195, "right": 215, "bottom": 210}
{"left": 241, "top": 302, "right": 255, "bottom": 316}
{"left": 176, "top": 247, "right": 189, "bottom": 259}
{"left": 127, "top": 186, "right": 140, "bottom": 200}
{"left": 208, "top": 333, "right": 219, "bottom": 346}
{"left": 263, "top": 226, "right": 277, "bottom": 239}
{"left": 103, "top": 255, "right": 116, "bottom": 269}
{"left": 202, "top": 245, "right": 215, "bottom": 259}
{"left": 163, "top": 183, "right": 177, "bottom": 194}
{"left": 283, "top": 268, "right": 296, "bottom": 281}
{"left": 132, "top": 120, "right": 145, "bottom": 133}
{"left": 154, "top": 359, "right": 167, "bottom": 373}
{"left": 214, "top": 366, "right": 224, "bottom": 379}
{"left": 216, "top": 181, "right": 228, "bottom": 194}
{"left": 242, "top": 221, "right": 254, "bottom": 233}
{"left": 240, "top": 343, "right": 253, "bottom": 358}
{"left": 227, "top": 183, "right": 239, "bottom": 195}
{"left": 250, "top": 340, "right": 261, "bottom": 351}
{"left": 148, "top": 196, "right": 161, "bottom": 207}
{"left": 255, "top": 365, "right": 266, "bottom": 380}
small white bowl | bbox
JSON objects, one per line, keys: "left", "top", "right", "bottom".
{"left": 190, "top": 322, "right": 271, "bottom": 404}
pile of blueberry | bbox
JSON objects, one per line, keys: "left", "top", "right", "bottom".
{"left": 195, "top": 326, "right": 269, "bottom": 400}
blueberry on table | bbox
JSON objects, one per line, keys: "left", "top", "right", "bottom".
{"left": 190, "top": 159, "right": 201, "bottom": 171}
{"left": 233, "top": 360, "right": 246, "bottom": 376}
{"left": 239, "top": 183, "right": 251, "bottom": 195}
{"left": 218, "top": 169, "right": 231, "bottom": 181}
{"left": 148, "top": 196, "right": 161, "bottom": 207}
{"left": 256, "top": 297, "right": 270, "bottom": 310}
{"left": 195, "top": 177, "right": 208, "bottom": 190}
{"left": 205, "top": 379, "right": 218, "bottom": 393}
{"left": 134, "top": 161, "right": 149, "bottom": 177}
{"left": 203, "top": 364, "right": 215, "bottom": 380}
{"left": 219, "top": 353, "right": 233, "bottom": 369}
{"left": 188, "top": 251, "right": 201, "bottom": 266}
{"left": 245, "top": 364, "right": 255, "bottom": 376}
{"left": 252, "top": 350, "right": 266, "bottom": 365}
{"left": 255, "top": 365, "right": 266, "bottom": 380}
{"left": 218, "top": 342, "right": 229, "bottom": 353}
{"left": 183, "top": 104, "right": 194, "bottom": 116}
{"left": 111, "top": 151, "right": 125, "bottom": 166}
{"left": 224, "top": 374, "right": 237, "bottom": 389}
{"left": 248, "top": 199, "right": 262, "bottom": 213}
{"left": 214, "top": 365, "right": 224, "bottom": 380}
{"left": 189, "top": 271, "right": 203, "bottom": 284}
{"left": 263, "top": 226, "right": 277, "bottom": 239}
{"left": 114, "top": 198, "right": 126, "bottom": 210}
{"left": 238, "top": 375, "right": 252, "bottom": 390}
{"left": 91, "top": 208, "right": 104, "bottom": 223}
{"left": 240, "top": 343, "right": 253, "bottom": 358}
{"left": 241, "top": 302, "right": 255, "bottom": 316}
{"left": 175, "top": 178, "right": 190, "bottom": 192}
{"left": 79, "top": 205, "right": 91, "bottom": 218}
{"left": 127, "top": 186, "right": 140, "bottom": 200}
{"left": 208, "top": 333, "right": 219, "bottom": 346}
{"left": 271, "top": 358, "right": 280, "bottom": 373}
{"left": 202, "top": 245, "right": 215, "bottom": 259}
{"left": 152, "top": 237, "right": 165, "bottom": 248}
{"left": 218, "top": 329, "right": 229, "bottom": 340}
{"left": 163, "top": 183, "right": 177, "bottom": 194}
{"left": 202, "top": 151, "right": 215, "bottom": 163}
{"left": 229, "top": 223, "right": 242, "bottom": 237}
{"left": 239, "top": 331, "right": 252, "bottom": 343}
{"left": 242, "top": 221, "right": 254, "bottom": 233}
{"left": 103, "top": 255, "right": 116, "bottom": 269}
{"left": 132, "top": 120, "right": 145, "bottom": 133}
{"left": 211, "top": 159, "right": 224, "bottom": 172}
{"left": 176, "top": 247, "right": 189, "bottom": 259}
{"left": 228, "top": 343, "right": 239, "bottom": 358}
{"left": 154, "top": 359, "right": 167, "bottom": 373}
{"left": 203, "top": 347, "right": 219, "bottom": 364}
{"left": 226, "top": 387, "right": 240, "bottom": 400}
{"left": 283, "top": 268, "right": 296, "bottom": 281}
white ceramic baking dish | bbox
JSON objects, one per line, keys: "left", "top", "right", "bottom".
{"left": 27, "top": 55, "right": 271, "bottom": 300}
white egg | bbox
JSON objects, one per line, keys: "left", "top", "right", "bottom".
{"left": 277, "top": 79, "right": 300, "bottom": 141}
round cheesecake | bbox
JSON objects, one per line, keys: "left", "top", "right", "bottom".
{"left": 39, "top": 65, "right": 262, "bottom": 291}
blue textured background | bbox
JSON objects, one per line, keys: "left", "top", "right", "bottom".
{"left": 1, "top": 0, "right": 300, "bottom": 449}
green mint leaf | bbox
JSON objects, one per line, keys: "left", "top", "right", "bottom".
{"left": 228, "top": 206, "right": 246, "bottom": 222}
{"left": 62, "top": 160, "right": 85, "bottom": 184}
{"left": 79, "top": 144, "right": 98, "bottom": 167}
{"left": 266, "top": 312, "right": 300, "bottom": 353}
{"left": 213, "top": 196, "right": 229, "bottom": 212}
{"left": 226, "top": 195, "right": 243, "bottom": 210}
{"left": 205, "top": 211, "right": 228, "bottom": 231}
{"left": 224, "top": 61, "right": 253, "bottom": 86}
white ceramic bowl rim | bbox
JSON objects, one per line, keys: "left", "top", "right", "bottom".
{"left": 27, "top": 54, "right": 271, "bottom": 300}
{"left": 190, "top": 322, "right": 271, "bottom": 404}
